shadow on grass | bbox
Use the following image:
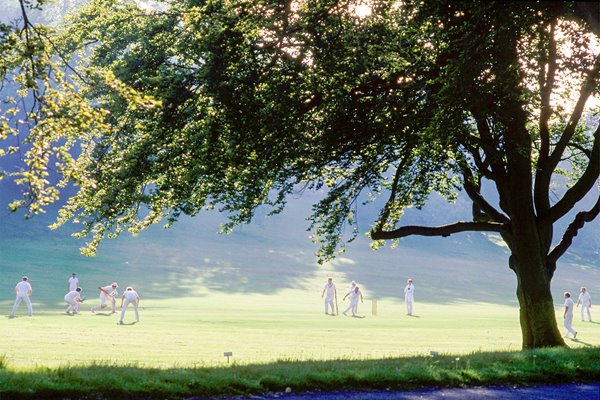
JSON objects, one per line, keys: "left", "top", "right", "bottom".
{"left": 570, "top": 338, "right": 594, "bottom": 347}
{"left": 1, "top": 347, "right": 600, "bottom": 400}
{"left": 92, "top": 312, "right": 115, "bottom": 317}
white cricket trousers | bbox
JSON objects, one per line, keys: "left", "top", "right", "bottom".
{"left": 344, "top": 299, "right": 358, "bottom": 315}
{"left": 564, "top": 314, "right": 576, "bottom": 337}
{"left": 581, "top": 305, "right": 592, "bottom": 321}
{"left": 65, "top": 299, "right": 79, "bottom": 314}
{"left": 92, "top": 294, "right": 115, "bottom": 313}
{"left": 325, "top": 297, "right": 335, "bottom": 314}
{"left": 11, "top": 294, "right": 32, "bottom": 316}
{"left": 120, "top": 298, "right": 139, "bottom": 322}
{"left": 405, "top": 297, "right": 413, "bottom": 315}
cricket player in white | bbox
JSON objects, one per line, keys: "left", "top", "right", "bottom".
{"left": 119, "top": 286, "right": 140, "bottom": 324}
{"left": 348, "top": 281, "right": 358, "bottom": 313}
{"left": 91, "top": 282, "right": 118, "bottom": 313}
{"left": 577, "top": 287, "right": 592, "bottom": 322}
{"left": 321, "top": 277, "right": 337, "bottom": 315}
{"left": 64, "top": 287, "right": 83, "bottom": 314}
{"left": 563, "top": 291, "right": 577, "bottom": 338}
{"left": 404, "top": 278, "right": 414, "bottom": 316}
{"left": 68, "top": 273, "right": 79, "bottom": 291}
{"left": 10, "top": 276, "right": 33, "bottom": 317}
{"left": 342, "top": 285, "right": 363, "bottom": 316}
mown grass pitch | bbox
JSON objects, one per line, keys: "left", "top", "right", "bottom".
{"left": 2, "top": 211, "right": 599, "bottom": 371}
{"left": 2, "top": 289, "right": 599, "bottom": 370}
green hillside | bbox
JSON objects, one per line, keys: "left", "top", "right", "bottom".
{"left": 2, "top": 193, "right": 599, "bottom": 310}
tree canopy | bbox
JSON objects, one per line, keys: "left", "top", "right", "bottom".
{"left": 1, "top": 0, "right": 599, "bottom": 348}
{"left": 0, "top": 0, "right": 111, "bottom": 216}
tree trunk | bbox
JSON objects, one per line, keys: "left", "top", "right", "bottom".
{"left": 497, "top": 90, "right": 565, "bottom": 348}
{"left": 509, "top": 254, "right": 565, "bottom": 348}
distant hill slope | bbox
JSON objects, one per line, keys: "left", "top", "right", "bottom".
{"left": 0, "top": 184, "right": 598, "bottom": 310}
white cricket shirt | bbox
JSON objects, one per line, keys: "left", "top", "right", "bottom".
{"left": 565, "top": 298, "right": 574, "bottom": 316}
{"left": 15, "top": 281, "right": 32, "bottom": 295}
{"left": 64, "top": 290, "right": 81, "bottom": 302}
{"left": 578, "top": 292, "right": 591, "bottom": 306}
{"left": 68, "top": 277, "right": 79, "bottom": 291}
{"left": 323, "top": 283, "right": 336, "bottom": 298}
{"left": 123, "top": 290, "right": 138, "bottom": 301}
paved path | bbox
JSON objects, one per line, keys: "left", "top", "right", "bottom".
{"left": 226, "top": 383, "right": 600, "bottom": 399}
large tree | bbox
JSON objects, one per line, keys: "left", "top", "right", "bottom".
{"left": 13, "top": 0, "right": 598, "bottom": 348}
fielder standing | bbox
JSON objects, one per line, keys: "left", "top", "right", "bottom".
{"left": 10, "top": 276, "right": 33, "bottom": 317}
{"left": 64, "top": 287, "right": 84, "bottom": 315}
{"left": 321, "top": 277, "right": 337, "bottom": 315}
{"left": 577, "top": 287, "right": 592, "bottom": 322}
{"left": 68, "top": 273, "right": 79, "bottom": 292}
{"left": 404, "top": 278, "right": 415, "bottom": 316}
{"left": 347, "top": 281, "right": 358, "bottom": 314}
{"left": 119, "top": 286, "right": 140, "bottom": 324}
{"left": 563, "top": 291, "right": 577, "bottom": 339}
{"left": 91, "top": 282, "right": 118, "bottom": 314}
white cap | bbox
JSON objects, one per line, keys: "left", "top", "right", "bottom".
{"left": 111, "top": 282, "right": 118, "bottom": 288}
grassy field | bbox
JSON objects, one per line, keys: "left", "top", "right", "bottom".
{"left": 1, "top": 206, "right": 600, "bottom": 371}
{"left": 1, "top": 347, "right": 600, "bottom": 399}
{"left": 2, "top": 291, "right": 600, "bottom": 370}
{"left": 0, "top": 205, "right": 599, "bottom": 398}
{"left": 2, "top": 294, "right": 600, "bottom": 399}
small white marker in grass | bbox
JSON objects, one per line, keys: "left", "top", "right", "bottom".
{"left": 224, "top": 351, "right": 233, "bottom": 363}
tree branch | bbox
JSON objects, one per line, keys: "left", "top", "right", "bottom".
{"left": 547, "top": 54, "right": 600, "bottom": 172}
{"left": 543, "top": 122, "right": 599, "bottom": 223}
{"left": 458, "top": 157, "right": 510, "bottom": 224}
{"left": 534, "top": 19, "right": 557, "bottom": 216}
{"left": 471, "top": 114, "right": 510, "bottom": 213}
{"left": 371, "top": 221, "right": 507, "bottom": 240}
{"left": 375, "top": 155, "right": 410, "bottom": 231}
{"left": 548, "top": 195, "right": 600, "bottom": 263}
{"left": 566, "top": 142, "right": 592, "bottom": 159}
{"left": 468, "top": 147, "right": 494, "bottom": 180}
{"left": 538, "top": 18, "right": 557, "bottom": 160}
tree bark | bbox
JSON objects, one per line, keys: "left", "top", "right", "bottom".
{"left": 508, "top": 250, "right": 565, "bottom": 348}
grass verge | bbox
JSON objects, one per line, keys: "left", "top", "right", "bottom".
{"left": 0, "top": 347, "right": 599, "bottom": 399}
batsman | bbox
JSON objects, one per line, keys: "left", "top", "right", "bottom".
{"left": 321, "top": 277, "right": 337, "bottom": 316}
{"left": 91, "top": 282, "right": 119, "bottom": 314}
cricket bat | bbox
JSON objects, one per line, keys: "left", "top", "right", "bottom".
{"left": 99, "top": 287, "right": 115, "bottom": 297}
